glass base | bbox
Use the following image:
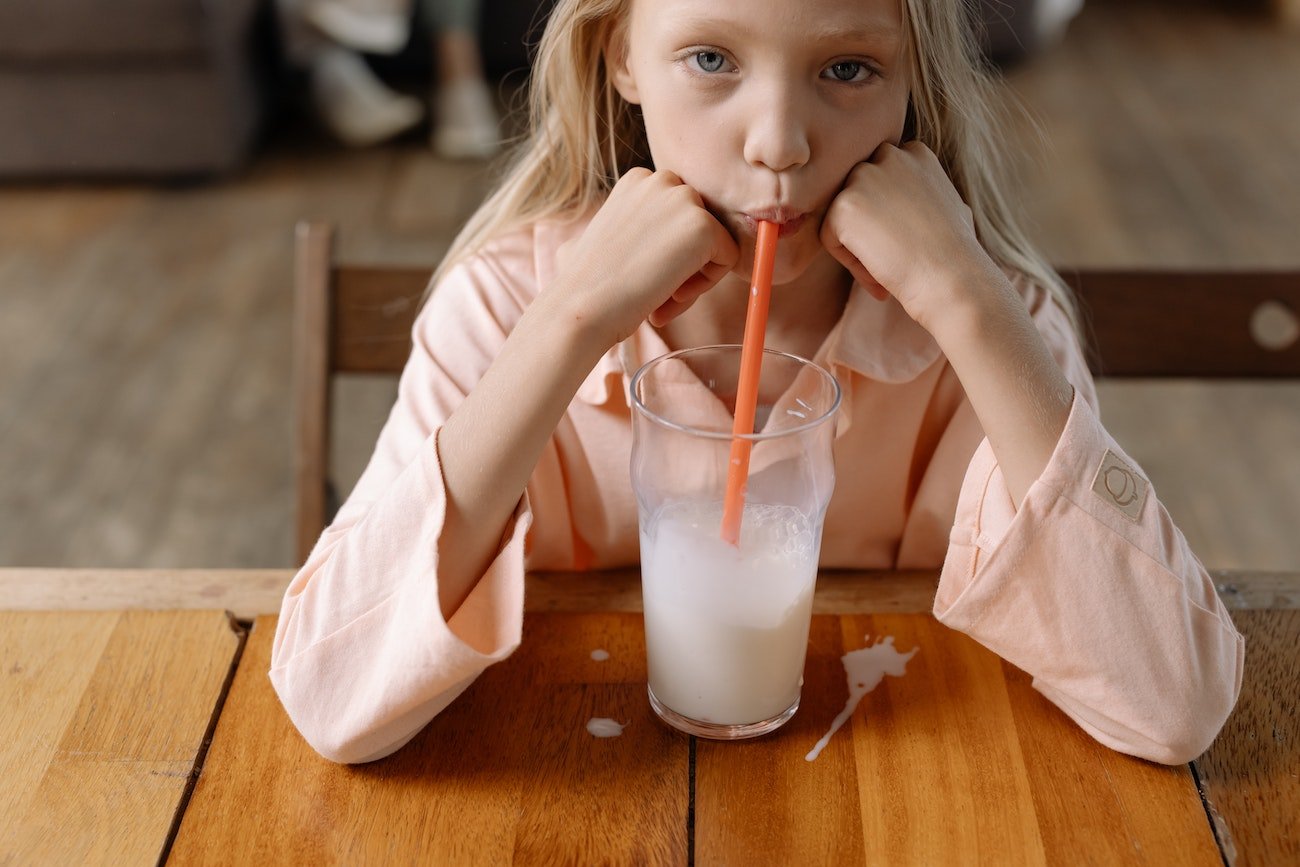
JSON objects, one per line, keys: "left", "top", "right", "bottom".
{"left": 648, "top": 685, "right": 800, "bottom": 740}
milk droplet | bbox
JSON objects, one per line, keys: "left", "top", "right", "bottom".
{"left": 590, "top": 649, "right": 610, "bottom": 661}
{"left": 805, "top": 635, "right": 918, "bottom": 761}
{"left": 587, "top": 718, "right": 626, "bottom": 738}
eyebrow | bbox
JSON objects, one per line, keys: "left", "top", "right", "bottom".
{"left": 808, "top": 22, "right": 902, "bottom": 45}
{"left": 666, "top": 16, "right": 901, "bottom": 47}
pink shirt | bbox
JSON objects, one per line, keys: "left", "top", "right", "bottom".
{"left": 270, "top": 214, "right": 1244, "bottom": 765}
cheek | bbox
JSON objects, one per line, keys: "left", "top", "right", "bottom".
{"left": 823, "top": 113, "right": 900, "bottom": 169}
{"left": 637, "top": 82, "right": 729, "bottom": 174}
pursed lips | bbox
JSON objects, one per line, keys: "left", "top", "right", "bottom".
{"left": 739, "top": 209, "right": 808, "bottom": 238}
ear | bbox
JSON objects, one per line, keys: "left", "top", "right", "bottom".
{"left": 604, "top": 20, "right": 641, "bottom": 105}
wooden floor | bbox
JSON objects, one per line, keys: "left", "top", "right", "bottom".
{"left": 2, "top": 0, "right": 1297, "bottom": 570}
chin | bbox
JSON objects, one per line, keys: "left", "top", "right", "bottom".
{"left": 769, "top": 256, "right": 811, "bottom": 285}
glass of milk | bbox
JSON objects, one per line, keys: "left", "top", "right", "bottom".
{"left": 630, "top": 345, "right": 841, "bottom": 739}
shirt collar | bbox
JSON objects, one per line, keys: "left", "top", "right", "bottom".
{"left": 820, "top": 286, "right": 942, "bottom": 384}
{"left": 572, "top": 290, "right": 942, "bottom": 406}
{"left": 536, "top": 212, "right": 943, "bottom": 407}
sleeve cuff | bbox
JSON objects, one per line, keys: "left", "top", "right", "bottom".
{"left": 269, "top": 429, "right": 532, "bottom": 764}
{"left": 931, "top": 390, "right": 1244, "bottom": 763}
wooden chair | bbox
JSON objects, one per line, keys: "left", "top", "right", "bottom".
{"left": 292, "top": 222, "right": 432, "bottom": 563}
{"left": 292, "top": 218, "right": 1300, "bottom": 564}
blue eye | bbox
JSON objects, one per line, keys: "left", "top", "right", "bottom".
{"left": 694, "top": 51, "right": 726, "bottom": 73}
{"left": 825, "top": 61, "right": 871, "bottom": 83}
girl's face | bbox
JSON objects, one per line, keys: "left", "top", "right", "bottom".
{"left": 609, "top": 0, "right": 911, "bottom": 284}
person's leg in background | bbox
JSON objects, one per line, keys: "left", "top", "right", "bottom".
{"left": 424, "top": 0, "right": 501, "bottom": 158}
{"left": 277, "top": 0, "right": 424, "bottom": 147}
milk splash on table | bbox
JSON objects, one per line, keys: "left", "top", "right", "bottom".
{"left": 640, "top": 499, "right": 820, "bottom": 726}
{"left": 805, "top": 635, "right": 918, "bottom": 761}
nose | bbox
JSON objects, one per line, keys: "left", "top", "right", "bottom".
{"left": 742, "top": 79, "right": 810, "bottom": 174}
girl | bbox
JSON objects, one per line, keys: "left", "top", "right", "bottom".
{"left": 271, "top": 0, "right": 1244, "bottom": 765}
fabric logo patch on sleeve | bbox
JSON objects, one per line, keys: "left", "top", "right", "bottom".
{"left": 1091, "top": 449, "right": 1148, "bottom": 522}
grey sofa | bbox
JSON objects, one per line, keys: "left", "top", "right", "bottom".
{"left": 0, "top": 0, "right": 267, "bottom": 178}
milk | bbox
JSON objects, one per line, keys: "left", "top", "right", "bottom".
{"left": 640, "top": 499, "right": 820, "bottom": 726}
{"left": 805, "top": 635, "right": 918, "bottom": 761}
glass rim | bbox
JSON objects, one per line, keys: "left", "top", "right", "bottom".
{"left": 629, "top": 344, "right": 843, "bottom": 442}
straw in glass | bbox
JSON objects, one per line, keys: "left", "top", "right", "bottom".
{"left": 721, "top": 220, "right": 779, "bottom": 545}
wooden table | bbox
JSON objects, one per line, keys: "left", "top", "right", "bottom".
{"left": 2, "top": 568, "right": 1296, "bottom": 865}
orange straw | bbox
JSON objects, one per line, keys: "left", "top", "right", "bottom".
{"left": 721, "top": 220, "right": 779, "bottom": 546}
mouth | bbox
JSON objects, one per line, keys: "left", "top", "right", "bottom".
{"left": 739, "top": 208, "right": 808, "bottom": 239}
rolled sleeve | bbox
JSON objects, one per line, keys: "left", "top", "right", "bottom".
{"left": 269, "top": 233, "right": 544, "bottom": 764}
{"left": 936, "top": 389, "right": 1245, "bottom": 764}
{"left": 270, "top": 424, "right": 532, "bottom": 764}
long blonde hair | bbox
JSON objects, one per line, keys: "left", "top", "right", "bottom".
{"left": 430, "top": 0, "right": 1079, "bottom": 335}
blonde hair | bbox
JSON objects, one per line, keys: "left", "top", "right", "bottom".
{"left": 430, "top": 0, "right": 1079, "bottom": 336}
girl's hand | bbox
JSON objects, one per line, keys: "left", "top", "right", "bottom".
{"left": 552, "top": 168, "right": 739, "bottom": 348}
{"left": 820, "top": 141, "right": 999, "bottom": 333}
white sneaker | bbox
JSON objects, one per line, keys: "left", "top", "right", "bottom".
{"left": 302, "top": 0, "right": 408, "bottom": 54}
{"left": 311, "top": 46, "right": 423, "bottom": 147}
{"left": 1036, "top": 0, "right": 1083, "bottom": 46}
{"left": 431, "top": 78, "right": 501, "bottom": 160}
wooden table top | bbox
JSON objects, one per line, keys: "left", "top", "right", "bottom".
{"left": 2, "top": 568, "right": 1296, "bottom": 865}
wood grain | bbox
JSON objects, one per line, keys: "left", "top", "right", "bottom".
{"left": 176, "top": 612, "right": 1237, "bottom": 864}
{"left": 694, "top": 615, "right": 868, "bottom": 865}
{"left": 699, "top": 614, "right": 1222, "bottom": 866}
{"left": 4, "top": 568, "right": 1295, "bottom": 620}
{"left": 0, "top": 610, "right": 241, "bottom": 865}
{"left": 1002, "top": 661, "right": 1220, "bottom": 866}
{"left": 1194, "top": 609, "right": 1300, "bottom": 866}
{"left": 847, "top": 615, "right": 1045, "bottom": 866}
{"left": 293, "top": 221, "right": 334, "bottom": 565}
{"left": 0, "top": 568, "right": 293, "bottom": 620}
{"left": 1065, "top": 270, "right": 1300, "bottom": 378}
{"left": 169, "top": 613, "right": 688, "bottom": 865}
{"left": 331, "top": 265, "right": 429, "bottom": 373}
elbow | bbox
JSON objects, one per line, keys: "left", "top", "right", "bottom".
{"left": 269, "top": 661, "right": 481, "bottom": 766}
{"left": 1043, "top": 631, "right": 1245, "bottom": 766}
{"left": 1116, "top": 643, "right": 1245, "bottom": 766}
{"left": 1080, "top": 690, "right": 1236, "bottom": 767}
{"left": 1134, "top": 711, "right": 1231, "bottom": 766}
{"left": 269, "top": 668, "right": 412, "bottom": 766}
{"left": 303, "top": 727, "right": 407, "bottom": 766}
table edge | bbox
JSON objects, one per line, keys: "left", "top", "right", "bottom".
{"left": 1, "top": 567, "right": 1294, "bottom": 616}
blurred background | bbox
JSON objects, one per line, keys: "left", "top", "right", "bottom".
{"left": 1, "top": 0, "right": 1297, "bottom": 571}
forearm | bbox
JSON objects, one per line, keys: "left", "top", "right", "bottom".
{"left": 928, "top": 264, "right": 1074, "bottom": 508}
{"left": 436, "top": 289, "right": 608, "bottom": 620}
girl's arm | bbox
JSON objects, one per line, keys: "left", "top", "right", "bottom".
{"left": 821, "top": 142, "right": 1072, "bottom": 504}
{"left": 823, "top": 142, "right": 1243, "bottom": 764}
{"left": 272, "top": 169, "right": 736, "bottom": 763}
{"left": 435, "top": 168, "right": 737, "bottom": 621}
{"left": 913, "top": 258, "right": 1075, "bottom": 507}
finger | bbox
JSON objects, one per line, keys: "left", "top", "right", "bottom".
{"left": 823, "top": 239, "right": 889, "bottom": 301}
{"left": 860, "top": 276, "right": 891, "bottom": 302}
{"left": 655, "top": 168, "right": 683, "bottom": 187}
{"left": 869, "top": 140, "right": 898, "bottom": 163}
{"left": 670, "top": 273, "right": 709, "bottom": 305}
{"left": 705, "top": 215, "right": 741, "bottom": 272}
{"left": 649, "top": 296, "right": 691, "bottom": 328}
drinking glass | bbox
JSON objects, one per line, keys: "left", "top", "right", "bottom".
{"left": 630, "top": 345, "right": 841, "bottom": 739}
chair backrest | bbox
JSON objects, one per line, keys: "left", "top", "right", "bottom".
{"left": 293, "top": 221, "right": 430, "bottom": 563}
{"left": 292, "top": 219, "right": 1300, "bottom": 563}
{"left": 1061, "top": 270, "right": 1300, "bottom": 378}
